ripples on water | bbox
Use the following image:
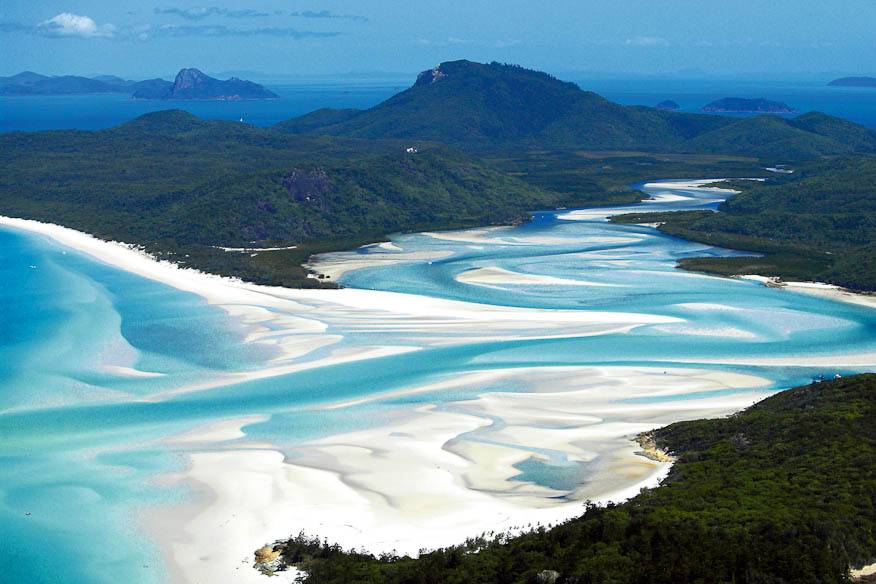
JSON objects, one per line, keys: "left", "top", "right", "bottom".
{"left": 1, "top": 180, "right": 874, "bottom": 582}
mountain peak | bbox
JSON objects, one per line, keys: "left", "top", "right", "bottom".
{"left": 174, "top": 68, "right": 209, "bottom": 88}
{"left": 274, "top": 59, "right": 876, "bottom": 159}
{"left": 131, "top": 68, "right": 277, "bottom": 100}
{"left": 415, "top": 65, "right": 448, "bottom": 86}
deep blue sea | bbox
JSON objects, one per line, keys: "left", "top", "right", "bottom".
{"left": 1, "top": 78, "right": 874, "bottom": 132}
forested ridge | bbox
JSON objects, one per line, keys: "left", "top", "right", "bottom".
{"left": 613, "top": 155, "right": 876, "bottom": 290}
{"left": 0, "top": 110, "right": 559, "bottom": 287}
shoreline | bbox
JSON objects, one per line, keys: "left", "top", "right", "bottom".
{"left": 1, "top": 215, "right": 680, "bottom": 390}
{"left": 4, "top": 179, "right": 874, "bottom": 584}
{"left": 739, "top": 274, "right": 876, "bottom": 310}
{"left": 0, "top": 214, "right": 711, "bottom": 582}
{"left": 149, "top": 365, "right": 772, "bottom": 583}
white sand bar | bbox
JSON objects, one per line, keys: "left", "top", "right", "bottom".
{"left": 3, "top": 214, "right": 870, "bottom": 584}
{"left": 150, "top": 365, "right": 772, "bottom": 583}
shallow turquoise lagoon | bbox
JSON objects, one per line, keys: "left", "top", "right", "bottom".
{"left": 1, "top": 180, "right": 874, "bottom": 583}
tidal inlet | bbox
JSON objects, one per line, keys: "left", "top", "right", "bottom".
{"left": 2, "top": 180, "right": 874, "bottom": 583}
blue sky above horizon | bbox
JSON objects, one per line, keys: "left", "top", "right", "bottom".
{"left": 2, "top": 1, "right": 875, "bottom": 80}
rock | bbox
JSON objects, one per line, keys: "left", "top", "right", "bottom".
{"left": 282, "top": 168, "right": 333, "bottom": 211}
{"left": 415, "top": 65, "right": 447, "bottom": 86}
{"left": 537, "top": 569, "right": 560, "bottom": 584}
{"left": 253, "top": 545, "right": 285, "bottom": 576}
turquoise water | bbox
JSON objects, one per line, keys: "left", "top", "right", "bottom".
{"left": 1, "top": 180, "right": 874, "bottom": 582}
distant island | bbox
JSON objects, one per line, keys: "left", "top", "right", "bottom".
{"left": 701, "top": 98, "right": 796, "bottom": 113}
{"left": 132, "top": 68, "right": 278, "bottom": 100}
{"left": 0, "top": 68, "right": 277, "bottom": 100}
{"left": 0, "top": 71, "right": 142, "bottom": 96}
{"left": 828, "top": 76, "right": 876, "bottom": 88}
{"left": 656, "top": 100, "right": 680, "bottom": 111}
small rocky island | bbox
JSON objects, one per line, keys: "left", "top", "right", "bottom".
{"left": 656, "top": 100, "right": 680, "bottom": 111}
{"left": 701, "top": 97, "right": 796, "bottom": 114}
{"left": 828, "top": 76, "right": 876, "bottom": 88}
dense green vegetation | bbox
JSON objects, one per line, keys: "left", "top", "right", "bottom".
{"left": 267, "top": 374, "right": 876, "bottom": 583}
{"left": 484, "top": 149, "right": 763, "bottom": 208}
{"left": 0, "top": 110, "right": 559, "bottom": 287}
{"left": 613, "top": 156, "right": 876, "bottom": 290}
{"left": 3, "top": 60, "right": 875, "bottom": 291}
{"left": 0, "top": 107, "right": 773, "bottom": 288}
{"left": 276, "top": 60, "right": 876, "bottom": 159}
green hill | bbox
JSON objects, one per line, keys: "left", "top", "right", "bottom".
{"left": 274, "top": 60, "right": 722, "bottom": 151}
{"left": 266, "top": 373, "right": 876, "bottom": 583}
{"left": 274, "top": 60, "right": 876, "bottom": 159}
{"left": 685, "top": 115, "right": 858, "bottom": 159}
{"left": 789, "top": 111, "right": 876, "bottom": 151}
{"left": 0, "top": 110, "right": 556, "bottom": 287}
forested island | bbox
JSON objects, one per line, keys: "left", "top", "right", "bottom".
{"left": 259, "top": 374, "right": 876, "bottom": 583}
{"left": 0, "top": 68, "right": 276, "bottom": 100}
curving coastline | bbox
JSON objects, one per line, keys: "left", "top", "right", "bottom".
{"left": 2, "top": 177, "right": 875, "bottom": 583}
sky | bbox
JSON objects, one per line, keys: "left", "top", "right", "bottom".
{"left": 2, "top": 1, "right": 875, "bottom": 80}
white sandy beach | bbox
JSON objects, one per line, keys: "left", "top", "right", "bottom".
{"left": 4, "top": 208, "right": 875, "bottom": 584}
{"left": 456, "top": 266, "right": 621, "bottom": 287}
{"left": 0, "top": 215, "right": 678, "bottom": 387}
{"left": 152, "top": 365, "right": 772, "bottom": 584}
{"left": 741, "top": 274, "right": 876, "bottom": 310}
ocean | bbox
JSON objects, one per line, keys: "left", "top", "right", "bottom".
{"left": 1, "top": 78, "right": 874, "bottom": 133}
